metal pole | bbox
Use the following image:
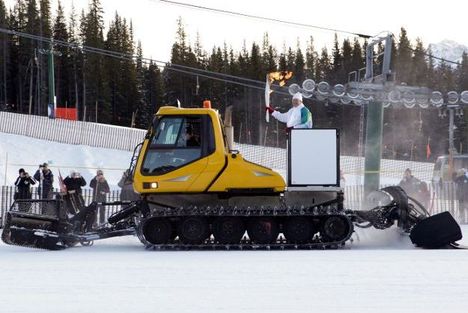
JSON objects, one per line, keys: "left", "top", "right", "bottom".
{"left": 364, "top": 101, "right": 384, "bottom": 196}
{"left": 363, "top": 34, "right": 392, "bottom": 198}
{"left": 47, "top": 43, "right": 56, "bottom": 119}
{"left": 28, "top": 59, "right": 34, "bottom": 115}
{"left": 449, "top": 108, "right": 455, "bottom": 153}
{"left": 448, "top": 108, "right": 455, "bottom": 179}
{"left": 4, "top": 152, "right": 7, "bottom": 186}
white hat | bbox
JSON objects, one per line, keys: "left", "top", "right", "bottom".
{"left": 292, "top": 92, "right": 303, "bottom": 101}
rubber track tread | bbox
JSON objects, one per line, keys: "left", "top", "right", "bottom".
{"left": 137, "top": 202, "right": 354, "bottom": 250}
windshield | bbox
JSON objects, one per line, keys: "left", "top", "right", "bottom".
{"left": 141, "top": 115, "right": 209, "bottom": 175}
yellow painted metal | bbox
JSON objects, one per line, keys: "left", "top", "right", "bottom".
{"left": 207, "top": 153, "right": 286, "bottom": 192}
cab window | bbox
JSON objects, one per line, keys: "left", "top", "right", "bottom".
{"left": 141, "top": 115, "right": 214, "bottom": 175}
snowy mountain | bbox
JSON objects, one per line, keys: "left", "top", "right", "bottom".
{"left": 428, "top": 39, "right": 468, "bottom": 66}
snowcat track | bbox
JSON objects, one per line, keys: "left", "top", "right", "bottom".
{"left": 144, "top": 237, "right": 347, "bottom": 251}
{"left": 137, "top": 201, "right": 354, "bottom": 250}
{"left": 2, "top": 224, "right": 66, "bottom": 250}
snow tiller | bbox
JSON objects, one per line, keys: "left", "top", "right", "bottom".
{"left": 1, "top": 106, "right": 463, "bottom": 250}
{"left": 2, "top": 195, "right": 137, "bottom": 250}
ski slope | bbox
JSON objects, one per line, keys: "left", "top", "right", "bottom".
{"left": 0, "top": 227, "right": 467, "bottom": 313}
{"left": 0, "top": 132, "right": 132, "bottom": 188}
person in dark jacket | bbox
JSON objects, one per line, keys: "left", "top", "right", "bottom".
{"left": 63, "top": 170, "right": 87, "bottom": 213}
{"left": 118, "top": 169, "right": 140, "bottom": 202}
{"left": 14, "top": 168, "right": 35, "bottom": 200}
{"left": 63, "top": 170, "right": 87, "bottom": 194}
{"left": 33, "top": 163, "right": 54, "bottom": 199}
{"left": 398, "top": 168, "right": 421, "bottom": 198}
{"left": 90, "top": 169, "right": 110, "bottom": 224}
{"left": 454, "top": 169, "right": 468, "bottom": 224}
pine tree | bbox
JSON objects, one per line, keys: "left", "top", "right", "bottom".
{"left": 395, "top": 27, "right": 413, "bottom": 84}
{"left": 411, "top": 38, "right": 428, "bottom": 86}
{"left": 53, "top": 0, "right": 70, "bottom": 108}
{"left": 286, "top": 47, "right": 295, "bottom": 72}
{"left": 0, "top": 0, "right": 8, "bottom": 107}
{"left": 67, "top": 1, "right": 81, "bottom": 115}
{"left": 350, "top": 38, "right": 364, "bottom": 76}
{"left": 294, "top": 40, "right": 305, "bottom": 84}
{"left": 278, "top": 44, "right": 287, "bottom": 72}
{"left": 329, "top": 34, "right": 343, "bottom": 84}
{"left": 426, "top": 47, "right": 436, "bottom": 89}
{"left": 165, "top": 17, "right": 194, "bottom": 106}
{"left": 341, "top": 38, "right": 353, "bottom": 79}
{"left": 261, "top": 33, "right": 277, "bottom": 74}
{"left": 305, "top": 36, "right": 316, "bottom": 79}
{"left": 315, "top": 47, "right": 331, "bottom": 81}
{"left": 457, "top": 52, "right": 468, "bottom": 90}
{"left": 81, "top": 0, "right": 108, "bottom": 122}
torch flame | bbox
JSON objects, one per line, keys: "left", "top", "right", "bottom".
{"left": 268, "top": 71, "right": 293, "bottom": 86}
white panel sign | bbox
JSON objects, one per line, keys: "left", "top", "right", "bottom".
{"left": 289, "top": 129, "right": 338, "bottom": 186}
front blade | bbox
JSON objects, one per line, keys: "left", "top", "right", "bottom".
{"left": 410, "top": 211, "right": 462, "bottom": 248}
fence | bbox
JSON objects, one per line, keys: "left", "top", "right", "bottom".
{"left": 0, "top": 111, "right": 145, "bottom": 151}
{"left": 1, "top": 182, "right": 466, "bottom": 228}
{"left": 343, "top": 182, "right": 462, "bottom": 215}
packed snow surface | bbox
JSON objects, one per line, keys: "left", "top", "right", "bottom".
{"left": 1, "top": 226, "right": 468, "bottom": 313}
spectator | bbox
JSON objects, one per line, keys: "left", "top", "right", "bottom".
{"left": 14, "top": 168, "right": 35, "bottom": 200}
{"left": 118, "top": 169, "right": 140, "bottom": 202}
{"left": 33, "top": 163, "right": 54, "bottom": 199}
{"left": 398, "top": 168, "right": 421, "bottom": 197}
{"left": 63, "top": 170, "right": 87, "bottom": 195}
{"left": 340, "top": 169, "right": 346, "bottom": 187}
{"left": 90, "top": 170, "right": 110, "bottom": 224}
{"left": 454, "top": 169, "right": 468, "bottom": 224}
{"left": 415, "top": 181, "right": 431, "bottom": 210}
{"left": 63, "top": 170, "right": 87, "bottom": 213}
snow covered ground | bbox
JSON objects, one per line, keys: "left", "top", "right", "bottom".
{"left": 1, "top": 226, "right": 468, "bottom": 313}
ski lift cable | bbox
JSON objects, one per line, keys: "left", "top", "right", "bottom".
{"left": 153, "top": 0, "right": 372, "bottom": 39}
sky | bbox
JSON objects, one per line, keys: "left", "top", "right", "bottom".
{"left": 4, "top": 0, "right": 468, "bottom": 62}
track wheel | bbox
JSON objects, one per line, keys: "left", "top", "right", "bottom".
{"left": 143, "top": 218, "right": 172, "bottom": 244}
{"left": 321, "top": 216, "right": 350, "bottom": 242}
{"left": 284, "top": 217, "right": 315, "bottom": 244}
{"left": 178, "top": 217, "right": 210, "bottom": 244}
{"left": 247, "top": 217, "right": 279, "bottom": 244}
{"left": 213, "top": 217, "right": 245, "bottom": 244}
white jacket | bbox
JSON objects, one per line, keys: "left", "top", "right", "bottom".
{"left": 271, "top": 103, "right": 313, "bottom": 128}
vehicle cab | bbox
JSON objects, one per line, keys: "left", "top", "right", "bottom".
{"left": 432, "top": 154, "right": 468, "bottom": 184}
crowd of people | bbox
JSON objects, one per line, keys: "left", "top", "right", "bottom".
{"left": 398, "top": 168, "right": 468, "bottom": 223}
{"left": 13, "top": 163, "right": 140, "bottom": 223}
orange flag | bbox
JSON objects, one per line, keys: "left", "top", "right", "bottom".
{"left": 426, "top": 139, "right": 431, "bottom": 160}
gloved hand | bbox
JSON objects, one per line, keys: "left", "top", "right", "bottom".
{"left": 265, "top": 106, "right": 275, "bottom": 114}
